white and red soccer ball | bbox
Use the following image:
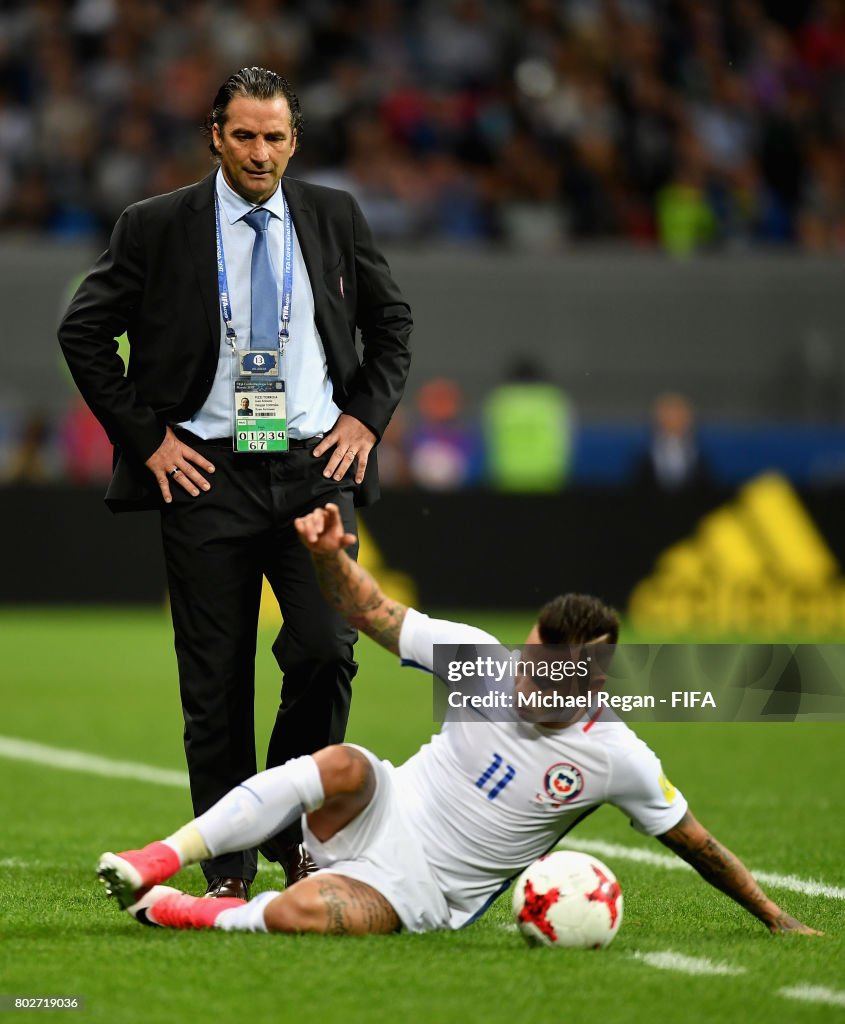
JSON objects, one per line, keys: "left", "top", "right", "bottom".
{"left": 512, "top": 851, "right": 623, "bottom": 949}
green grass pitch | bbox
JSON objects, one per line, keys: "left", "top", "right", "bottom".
{"left": 1, "top": 608, "right": 843, "bottom": 1024}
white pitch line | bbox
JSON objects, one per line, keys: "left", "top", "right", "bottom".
{"left": 0, "top": 735, "right": 187, "bottom": 788}
{"left": 779, "top": 986, "right": 845, "bottom": 1008}
{"left": 564, "top": 837, "right": 687, "bottom": 871}
{"left": 752, "top": 870, "right": 845, "bottom": 901}
{"left": 630, "top": 951, "right": 746, "bottom": 976}
{"left": 2, "top": 734, "right": 843, "bottom": 901}
{"left": 562, "top": 836, "right": 845, "bottom": 901}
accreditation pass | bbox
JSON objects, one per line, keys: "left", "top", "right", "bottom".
{"left": 234, "top": 379, "right": 288, "bottom": 452}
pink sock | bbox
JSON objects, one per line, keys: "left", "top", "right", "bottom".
{"left": 149, "top": 893, "right": 246, "bottom": 930}
{"left": 119, "top": 841, "right": 182, "bottom": 886}
{"left": 143, "top": 842, "right": 182, "bottom": 881}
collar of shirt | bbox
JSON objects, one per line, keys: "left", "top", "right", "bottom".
{"left": 215, "top": 166, "right": 287, "bottom": 224}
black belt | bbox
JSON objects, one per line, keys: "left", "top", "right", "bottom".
{"left": 175, "top": 428, "right": 323, "bottom": 450}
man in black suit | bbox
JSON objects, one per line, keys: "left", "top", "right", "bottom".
{"left": 59, "top": 68, "right": 412, "bottom": 900}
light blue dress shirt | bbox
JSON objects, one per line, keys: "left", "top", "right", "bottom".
{"left": 177, "top": 168, "right": 342, "bottom": 440}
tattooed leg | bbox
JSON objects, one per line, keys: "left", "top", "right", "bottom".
{"left": 260, "top": 747, "right": 401, "bottom": 934}
{"left": 309, "top": 745, "right": 376, "bottom": 840}
{"left": 263, "top": 874, "right": 401, "bottom": 934}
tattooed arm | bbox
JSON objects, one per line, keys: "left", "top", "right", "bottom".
{"left": 294, "top": 503, "right": 408, "bottom": 655}
{"left": 657, "top": 810, "right": 821, "bottom": 935}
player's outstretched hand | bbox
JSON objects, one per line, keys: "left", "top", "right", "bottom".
{"left": 767, "top": 911, "right": 824, "bottom": 936}
{"left": 295, "top": 503, "right": 357, "bottom": 555}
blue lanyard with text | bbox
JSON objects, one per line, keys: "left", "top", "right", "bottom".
{"left": 213, "top": 191, "right": 293, "bottom": 351}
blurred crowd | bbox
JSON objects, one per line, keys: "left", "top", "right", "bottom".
{"left": 1, "top": 0, "right": 845, "bottom": 251}
{"left": 1, "top": 369, "right": 575, "bottom": 491}
{"left": 7, "top": 372, "right": 845, "bottom": 490}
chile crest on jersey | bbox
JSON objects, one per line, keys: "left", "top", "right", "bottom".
{"left": 535, "top": 762, "right": 585, "bottom": 807}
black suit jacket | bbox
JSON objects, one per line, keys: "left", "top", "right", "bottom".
{"left": 58, "top": 172, "right": 412, "bottom": 511}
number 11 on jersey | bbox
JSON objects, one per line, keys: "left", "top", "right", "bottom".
{"left": 475, "top": 753, "right": 516, "bottom": 801}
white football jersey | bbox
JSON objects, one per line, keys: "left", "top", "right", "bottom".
{"left": 395, "top": 609, "right": 688, "bottom": 929}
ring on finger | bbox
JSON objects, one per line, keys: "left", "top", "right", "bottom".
{"left": 167, "top": 468, "right": 181, "bottom": 478}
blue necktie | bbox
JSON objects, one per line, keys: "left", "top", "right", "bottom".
{"left": 243, "top": 208, "right": 278, "bottom": 349}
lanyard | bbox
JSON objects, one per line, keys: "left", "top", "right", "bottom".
{"left": 213, "top": 190, "right": 293, "bottom": 350}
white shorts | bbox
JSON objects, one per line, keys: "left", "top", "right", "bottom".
{"left": 302, "top": 746, "right": 451, "bottom": 933}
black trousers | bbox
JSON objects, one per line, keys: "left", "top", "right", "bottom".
{"left": 160, "top": 436, "right": 359, "bottom": 883}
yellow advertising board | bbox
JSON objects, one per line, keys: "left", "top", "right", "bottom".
{"left": 628, "top": 473, "right": 845, "bottom": 635}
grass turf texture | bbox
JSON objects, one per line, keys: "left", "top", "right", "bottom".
{"left": 1, "top": 608, "right": 843, "bottom": 1024}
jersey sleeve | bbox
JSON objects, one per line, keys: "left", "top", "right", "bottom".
{"left": 606, "top": 735, "right": 688, "bottom": 837}
{"left": 398, "top": 608, "right": 500, "bottom": 677}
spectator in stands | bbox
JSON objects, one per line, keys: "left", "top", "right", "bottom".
{"left": 1, "top": 0, "right": 844, "bottom": 249}
{"left": 58, "top": 400, "right": 114, "bottom": 485}
{"left": 483, "top": 358, "right": 571, "bottom": 492}
{"left": 5, "top": 413, "right": 55, "bottom": 483}
{"left": 634, "top": 392, "right": 711, "bottom": 492}
{"left": 407, "top": 378, "right": 483, "bottom": 490}
{"left": 374, "top": 407, "right": 411, "bottom": 489}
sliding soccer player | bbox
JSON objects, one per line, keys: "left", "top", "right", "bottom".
{"left": 97, "top": 505, "right": 819, "bottom": 938}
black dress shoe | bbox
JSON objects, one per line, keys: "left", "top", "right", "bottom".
{"left": 278, "top": 844, "right": 318, "bottom": 888}
{"left": 204, "top": 876, "right": 250, "bottom": 900}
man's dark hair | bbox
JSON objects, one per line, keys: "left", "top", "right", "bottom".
{"left": 536, "top": 594, "right": 619, "bottom": 647}
{"left": 204, "top": 67, "right": 303, "bottom": 156}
